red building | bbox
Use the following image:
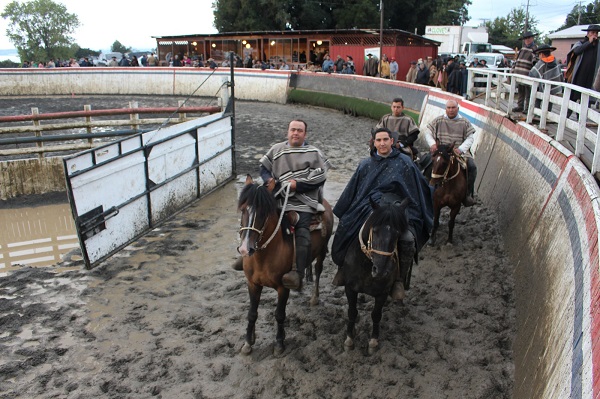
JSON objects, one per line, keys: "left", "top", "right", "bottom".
{"left": 153, "top": 29, "right": 439, "bottom": 79}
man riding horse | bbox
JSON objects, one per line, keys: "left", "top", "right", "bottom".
{"left": 332, "top": 127, "right": 433, "bottom": 300}
{"left": 424, "top": 99, "right": 477, "bottom": 206}
{"left": 373, "top": 97, "right": 421, "bottom": 161}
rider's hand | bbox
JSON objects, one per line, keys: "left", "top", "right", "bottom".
{"left": 429, "top": 144, "right": 437, "bottom": 153}
{"left": 289, "top": 179, "right": 297, "bottom": 191}
{"left": 453, "top": 148, "right": 462, "bottom": 156}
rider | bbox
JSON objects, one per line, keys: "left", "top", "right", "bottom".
{"left": 331, "top": 127, "right": 433, "bottom": 300}
{"left": 424, "top": 99, "right": 477, "bottom": 207}
{"left": 373, "top": 97, "right": 420, "bottom": 160}
{"left": 258, "top": 119, "right": 331, "bottom": 291}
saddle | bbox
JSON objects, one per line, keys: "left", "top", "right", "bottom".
{"left": 285, "top": 210, "right": 328, "bottom": 237}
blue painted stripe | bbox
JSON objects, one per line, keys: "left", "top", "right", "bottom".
{"left": 428, "top": 97, "right": 558, "bottom": 185}
{"left": 558, "top": 190, "right": 584, "bottom": 399}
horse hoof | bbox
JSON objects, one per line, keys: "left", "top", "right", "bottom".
{"left": 309, "top": 295, "right": 319, "bottom": 307}
{"left": 344, "top": 336, "right": 354, "bottom": 350}
{"left": 273, "top": 341, "right": 285, "bottom": 356}
{"left": 241, "top": 342, "right": 253, "bottom": 355}
{"left": 368, "top": 338, "right": 379, "bottom": 355}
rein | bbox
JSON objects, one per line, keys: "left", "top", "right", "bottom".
{"left": 430, "top": 153, "right": 461, "bottom": 184}
{"left": 358, "top": 214, "right": 398, "bottom": 260}
{"left": 239, "top": 182, "right": 291, "bottom": 251}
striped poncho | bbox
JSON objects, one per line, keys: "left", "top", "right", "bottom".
{"left": 260, "top": 141, "right": 331, "bottom": 214}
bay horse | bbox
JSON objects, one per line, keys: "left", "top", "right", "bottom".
{"left": 342, "top": 196, "right": 410, "bottom": 354}
{"left": 429, "top": 143, "right": 468, "bottom": 245}
{"left": 236, "top": 175, "right": 333, "bottom": 355}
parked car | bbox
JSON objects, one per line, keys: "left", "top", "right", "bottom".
{"left": 467, "top": 52, "right": 506, "bottom": 70}
{"left": 94, "top": 52, "right": 123, "bottom": 66}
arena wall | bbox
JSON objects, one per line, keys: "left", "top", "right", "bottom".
{"left": 0, "top": 69, "right": 598, "bottom": 398}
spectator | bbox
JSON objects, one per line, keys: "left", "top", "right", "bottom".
{"left": 334, "top": 55, "right": 344, "bottom": 73}
{"left": 380, "top": 55, "right": 391, "bottom": 79}
{"left": 363, "top": 53, "right": 378, "bottom": 77}
{"left": 511, "top": 31, "right": 538, "bottom": 113}
{"left": 139, "top": 54, "right": 147, "bottom": 67}
{"left": 566, "top": 24, "right": 600, "bottom": 117}
{"left": 340, "top": 62, "right": 354, "bottom": 74}
{"left": 529, "top": 44, "right": 563, "bottom": 112}
{"left": 147, "top": 53, "right": 158, "bottom": 66}
{"left": 322, "top": 54, "right": 334, "bottom": 73}
{"left": 108, "top": 56, "right": 119, "bottom": 67}
{"left": 130, "top": 56, "right": 139, "bottom": 67}
{"left": 415, "top": 61, "right": 429, "bottom": 85}
{"left": 119, "top": 56, "right": 130, "bottom": 67}
{"left": 406, "top": 61, "right": 417, "bottom": 83}
{"left": 346, "top": 55, "right": 354, "bottom": 72}
{"left": 389, "top": 57, "right": 398, "bottom": 80}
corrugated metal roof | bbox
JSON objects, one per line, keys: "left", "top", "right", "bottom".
{"left": 548, "top": 24, "right": 599, "bottom": 39}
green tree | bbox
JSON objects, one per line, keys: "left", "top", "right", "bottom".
{"left": 1, "top": 0, "right": 80, "bottom": 62}
{"left": 559, "top": 0, "right": 600, "bottom": 30}
{"left": 111, "top": 40, "right": 131, "bottom": 54}
{"left": 485, "top": 7, "right": 541, "bottom": 50}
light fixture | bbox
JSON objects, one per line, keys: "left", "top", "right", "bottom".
{"left": 212, "top": 43, "right": 216, "bottom": 48}
{"left": 242, "top": 40, "right": 247, "bottom": 45}
{"left": 245, "top": 43, "right": 251, "bottom": 49}
{"left": 192, "top": 41, "right": 197, "bottom": 46}
{"left": 317, "top": 40, "right": 322, "bottom": 45}
{"left": 271, "top": 40, "right": 276, "bottom": 46}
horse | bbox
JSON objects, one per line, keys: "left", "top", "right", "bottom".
{"left": 236, "top": 175, "right": 333, "bottom": 355}
{"left": 342, "top": 196, "right": 410, "bottom": 354}
{"left": 429, "top": 143, "right": 468, "bottom": 245}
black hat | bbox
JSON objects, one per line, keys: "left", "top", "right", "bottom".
{"left": 519, "top": 31, "right": 537, "bottom": 40}
{"left": 582, "top": 24, "right": 600, "bottom": 32}
{"left": 410, "top": 61, "right": 416, "bottom": 64}
{"left": 533, "top": 44, "right": 557, "bottom": 53}
{"left": 367, "top": 53, "right": 373, "bottom": 56}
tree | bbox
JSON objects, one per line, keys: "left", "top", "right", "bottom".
{"left": 111, "top": 40, "right": 131, "bottom": 54}
{"left": 212, "top": 0, "right": 472, "bottom": 33}
{"left": 559, "top": 0, "right": 600, "bottom": 30}
{"left": 1, "top": 0, "right": 80, "bottom": 62}
{"left": 485, "top": 7, "right": 541, "bottom": 50}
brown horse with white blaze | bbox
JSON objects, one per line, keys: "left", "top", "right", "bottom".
{"left": 237, "top": 175, "right": 333, "bottom": 355}
{"left": 429, "top": 143, "right": 468, "bottom": 245}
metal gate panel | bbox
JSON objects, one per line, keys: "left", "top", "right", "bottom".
{"left": 64, "top": 112, "right": 234, "bottom": 268}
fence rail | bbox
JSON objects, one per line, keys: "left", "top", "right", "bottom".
{"left": 0, "top": 101, "right": 221, "bottom": 159}
{"left": 467, "top": 68, "right": 600, "bottom": 175}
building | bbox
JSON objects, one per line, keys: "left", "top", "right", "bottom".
{"left": 548, "top": 24, "right": 598, "bottom": 64}
{"left": 152, "top": 29, "right": 439, "bottom": 78}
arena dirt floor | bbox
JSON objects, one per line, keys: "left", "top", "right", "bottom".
{"left": 0, "top": 98, "right": 515, "bottom": 398}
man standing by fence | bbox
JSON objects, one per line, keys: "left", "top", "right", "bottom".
{"left": 511, "top": 31, "right": 538, "bottom": 113}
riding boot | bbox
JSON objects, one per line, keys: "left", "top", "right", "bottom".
{"left": 231, "top": 257, "right": 243, "bottom": 271}
{"left": 282, "top": 227, "right": 311, "bottom": 291}
{"left": 463, "top": 159, "right": 477, "bottom": 207}
{"left": 391, "top": 239, "right": 415, "bottom": 301}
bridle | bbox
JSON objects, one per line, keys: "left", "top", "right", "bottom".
{"left": 358, "top": 213, "right": 398, "bottom": 261}
{"left": 238, "top": 183, "right": 291, "bottom": 252}
{"left": 430, "top": 152, "right": 460, "bottom": 185}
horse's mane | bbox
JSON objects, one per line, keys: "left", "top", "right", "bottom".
{"left": 238, "top": 183, "right": 279, "bottom": 221}
{"left": 366, "top": 203, "right": 409, "bottom": 233}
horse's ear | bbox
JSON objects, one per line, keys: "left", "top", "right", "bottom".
{"left": 266, "top": 178, "right": 276, "bottom": 192}
{"left": 245, "top": 174, "right": 254, "bottom": 186}
{"left": 369, "top": 196, "right": 380, "bottom": 209}
{"left": 395, "top": 197, "right": 411, "bottom": 211}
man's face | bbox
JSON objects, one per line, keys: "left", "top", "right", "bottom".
{"left": 587, "top": 31, "right": 599, "bottom": 41}
{"left": 287, "top": 121, "right": 307, "bottom": 147}
{"left": 374, "top": 131, "right": 393, "bottom": 156}
{"left": 446, "top": 102, "right": 459, "bottom": 118}
{"left": 524, "top": 36, "right": 534, "bottom": 45}
{"left": 391, "top": 102, "right": 404, "bottom": 117}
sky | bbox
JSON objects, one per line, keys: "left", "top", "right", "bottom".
{"left": 0, "top": 0, "right": 576, "bottom": 51}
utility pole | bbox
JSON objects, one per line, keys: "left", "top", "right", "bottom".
{"left": 524, "top": 0, "right": 530, "bottom": 35}
{"left": 379, "top": 0, "right": 384, "bottom": 74}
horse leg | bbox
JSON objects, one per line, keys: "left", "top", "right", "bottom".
{"left": 430, "top": 205, "right": 441, "bottom": 246}
{"left": 344, "top": 286, "right": 359, "bottom": 350}
{"left": 310, "top": 247, "right": 325, "bottom": 306}
{"left": 241, "top": 283, "right": 263, "bottom": 355}
{"left": 368, "top": 294, "right": 387, "bottom": 355}
{"left": 273, "top": 286, "right": 290, "bottom": 356}
{"left": 447, "top": 205, "right": 461, "bottom": 244}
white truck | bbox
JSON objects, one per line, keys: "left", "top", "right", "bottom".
{"left": 424, "top": 26, "right": 492, "bottom": 58}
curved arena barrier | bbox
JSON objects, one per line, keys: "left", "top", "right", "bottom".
{"left": 0, "top": 69, "right": 597, "bottom": 398}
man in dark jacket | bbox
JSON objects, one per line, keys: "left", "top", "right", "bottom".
{"left": 331, "top": 128, "right": 433, "bottom": 300}
{"left": 566, "top": 24, "right": 600, "bottom": 117}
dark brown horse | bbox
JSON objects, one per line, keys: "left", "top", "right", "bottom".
{"left": 237, "top": 175, "right": 333, "bottom": 355}
{"left": 429, "top": 143, "right": 468, "bottom": 245}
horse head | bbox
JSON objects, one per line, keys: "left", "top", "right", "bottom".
{"left": 430, "top": 142, "right": 457, "bottom": 186}
{"left": 363, "top": 197, "right": 410, "bottom": 280}
{"left": 237, "top": 174, "right": 279, "bottom": 257}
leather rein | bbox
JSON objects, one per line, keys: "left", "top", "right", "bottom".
{"left": 358, "top": 213, "right": 398, "bottom": 260}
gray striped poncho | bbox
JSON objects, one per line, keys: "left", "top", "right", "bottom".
{"left": 260, "top": 141, "right": 331, "bottom": 213}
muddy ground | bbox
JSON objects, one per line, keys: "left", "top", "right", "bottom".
{"left": 0, "top": 99, "right": 515, "bottom": 398}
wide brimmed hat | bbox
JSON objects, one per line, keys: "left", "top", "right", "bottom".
{"left": 582, "top": 24, "right": 600, "bottom": 32}
{"left": 519, "top": 31, "right": 537, "bottom": 40}
{"left": 366, "top": 53, "right": 373, "bottom": 56}
{"left": 533, "top": 44, "right": 557, "bottom": 53}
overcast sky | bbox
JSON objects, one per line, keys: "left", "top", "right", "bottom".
{"left": 0, "top": 0, "right": 574, "bottom": 51}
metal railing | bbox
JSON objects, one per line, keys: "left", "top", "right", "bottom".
{"left": 0, "top": 101, "right": 221, "bottom": 159}
{"left": 466, "top": 67, "right": 600, "bottom": 174}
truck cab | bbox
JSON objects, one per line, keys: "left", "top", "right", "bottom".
{"left": 462, "top": 42, "right": 492, "bottom": 57}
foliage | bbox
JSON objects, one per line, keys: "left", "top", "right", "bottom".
{"left": 1, "top": 0, "right": 80, "bottom": 62}
{"left": 0, "top": 59, "right": 19, "bottom": 68}
{"left": 75, "top": 47, "right": 101, "bottom": 59}
{"left": 485, "top": 8, "right": 541, "bottom": 50}
{"left": 559, "top": 0, "right": 600, "bottom": 30}
{"left": 111, "top": 40, "right": 131, "bottom": 54}
{"left": 212, "top": 0, "right": 472, "bottom": 34}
